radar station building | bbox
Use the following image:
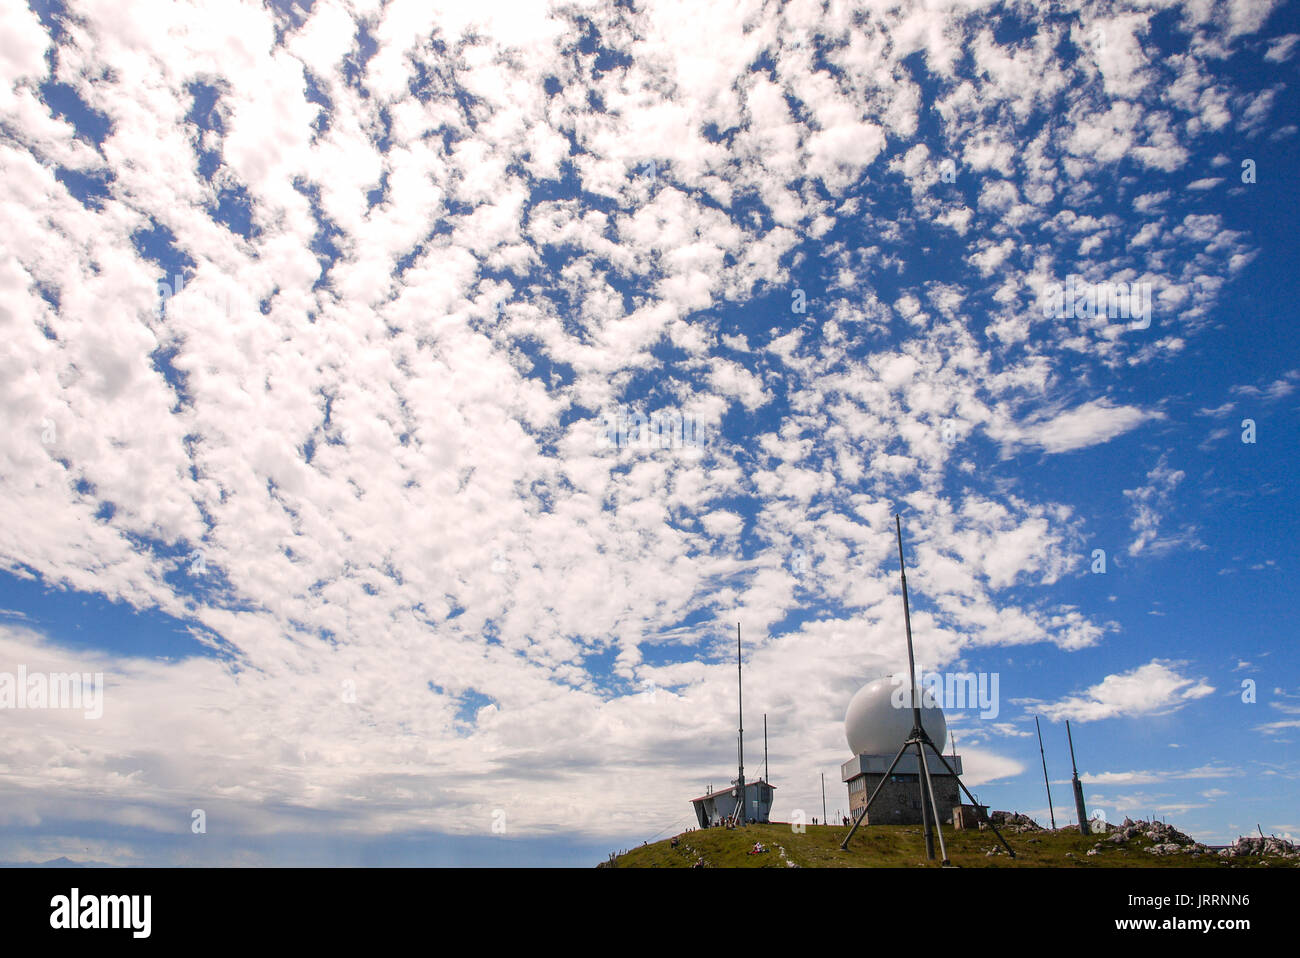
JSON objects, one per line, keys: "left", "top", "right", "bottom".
{"left": 841, "top": 677, "right": 963, "bottom": 825}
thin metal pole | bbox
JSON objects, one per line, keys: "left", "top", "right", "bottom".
{"left": 736, "top": 623, "right": 745, "bottom": 825}
{"left": 1036, "top": 716, "right": 1057, "bottom": 830}
{"left": 917, "top": 739, "right": 949, "bottom": 865}
{"left": 821, "top": 772, "right": 827, "bottom": 826}
{"left": 840, "top": 517, "right": 1018, "bottom": 861}
{"left": 917, "top": 742, "right": 935, "bottom": 860}
{"left": 896, "top": 516, "right": 922, "bottom": 736}
{"left": 1067, "top": 720, "right": 1089, "bottom": 836}
{"left": 764, "top": 713, "right": 768, "bottom": 783}
{"left": 925, "top": 742, "right": 1016, "bottom": 858}
{"left": 896, "top": 515, "right": 935, "bottom": 859}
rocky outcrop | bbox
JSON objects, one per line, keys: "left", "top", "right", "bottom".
{"left": 1218, "top": 835, "right": 1299, "bottom": 859}
{"left": 989, "top": 811, "right": 1043, "bottom": 832}
{"left": 1099, "top": 818, "right": 1211, "bottom": 857}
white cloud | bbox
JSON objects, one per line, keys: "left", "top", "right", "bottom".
{"left": 1264, "top": 34, "right": 1300, "bottom": 62}
{"left": 1230, "top": 369, "right": 1299, "bottom": 401}
{"left": 1022, "top": 660, "right": 1216, "bottom": 722}
{"left": 1124, "top": 456, "right": 1201, "bottom": 557}
{"left": 1081, "top": 765, "right": 1236, "bottom": 785}
{"left": 990, "top": 400, "right": 1157, "bottom": 455}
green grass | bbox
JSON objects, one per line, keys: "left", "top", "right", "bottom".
{"left": 600, "top": 823, "right": 1296, "bottom": 868}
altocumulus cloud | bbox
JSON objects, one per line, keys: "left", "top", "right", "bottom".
{"left": 0, "top": 0, "right": 1286, "bottom": 859}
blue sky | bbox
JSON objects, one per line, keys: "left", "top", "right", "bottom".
{"left": 0, "top": 0, "right": 1297, "bottom": 865}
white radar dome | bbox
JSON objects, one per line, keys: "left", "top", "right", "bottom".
{"left": 845, "top": 675, "right": 948, "bottom": 756}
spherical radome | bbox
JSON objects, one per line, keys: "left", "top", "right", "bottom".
{"left": 845, "top": 676, "right": 947, "bottom": 756}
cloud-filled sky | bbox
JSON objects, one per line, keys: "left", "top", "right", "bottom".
{"left": 1, "top": 0, "right": 1297, "bottom": 864}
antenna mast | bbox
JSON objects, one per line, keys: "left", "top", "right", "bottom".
{"left": 839, "top": 515, "right": 1017, "bottom": 861}
{"left": 895, "top": 515, "right": 937, "bottom": 860}
{"left": 1067, "top": 720, "right": 1090, "bottom": 836}
{"left": 1036, "top": 716, "right": 1057, "bottom": 830}
{"left": 763, "top": 713, "right": 769, "bottom": 783}
{"left": 896, "top": 516, "right": 924, "bottom": 739}
{"left": 735, "top": 622, "right": 745, "bottom": 825}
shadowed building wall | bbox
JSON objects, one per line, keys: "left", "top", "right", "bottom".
{"left": 842, "top": 753, "right": 962, "bottom": 825}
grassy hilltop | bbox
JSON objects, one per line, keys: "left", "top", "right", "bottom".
{"left": 600, "top": 820, "right": 1297, "bottom": 868}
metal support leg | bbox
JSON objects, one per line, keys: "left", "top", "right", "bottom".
{"left": 926, "top": 742, "right": 1016, "bottom": 859}
{"left": 917, "top": 739, "right": 950, "bottom": 865}
{"left": 917, "top": 742, "right": 935, "bottom": 860}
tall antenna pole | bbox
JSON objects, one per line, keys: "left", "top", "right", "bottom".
{"left": 896, "top": 515, "right": 937, "bottom": 860}
{"left": 821, "top": 772, "right": 827, "bottom": 826}
{"left": 896, "top": 516, "right": 923, "bottom": 736}
{"left": 763, "top": 713, "right": 769, "bottom": 783}
{"left": 1036, "top": 716, "right": 1057, "bottom": 830}
{"left": 736, "top": 622, "right": 745, "bottom": 825}
{"left": 841, "top": 516, "right": 1015, "bottom": 861}
{"left": 1067, "top": 720, "right": 1090, "bottom": 836}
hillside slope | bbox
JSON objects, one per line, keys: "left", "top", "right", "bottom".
{"left": 600, "top": 819, "right": 1299, "bottom": 868}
